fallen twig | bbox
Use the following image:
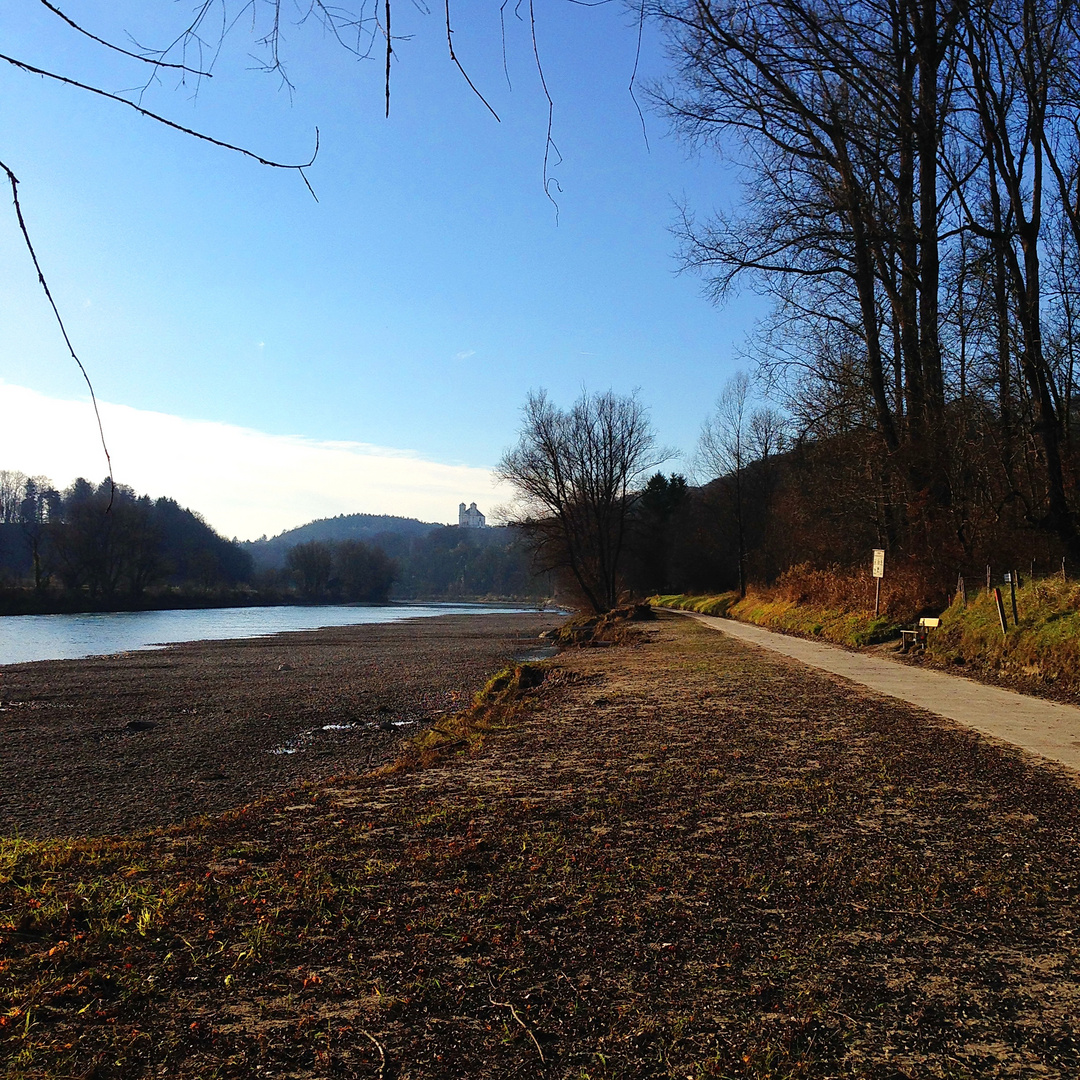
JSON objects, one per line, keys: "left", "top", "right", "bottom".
{"left": 359, "top": 1029, "right": 387, "bottom": 1080}
{"left": 852, "top": 903, "right": 981, "bottom": 940}
{"left": 489, "top": 995, "right": 545, "bottom": 1063}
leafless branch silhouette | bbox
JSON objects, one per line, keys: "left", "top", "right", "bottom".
{"left": 445, "top": 1, "right": 501, "bottom": 121}
{"left": 36, "top": 0, "right": 213, "bottom": 76}
{"left": 2, "top": 159, "right": 114, "bottom": 508}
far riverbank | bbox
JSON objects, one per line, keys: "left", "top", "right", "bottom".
{"left": 0, "top": 587, "right": 550, "bottom": 618}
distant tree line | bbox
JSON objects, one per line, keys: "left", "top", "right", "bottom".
{"left": 248, "top": 523, "right": 552, "bottom": 603}
{"left": 277, "top": 540, "right": 396, "bottom": 602}
{"left": 0, "top": 471, "right": 254, "bottom": 611}
{"left": 496, "top": 378, "right": 1078, "bottom": 614}
{"left": 388, "top": 525, "right": 551, "bottom": 601}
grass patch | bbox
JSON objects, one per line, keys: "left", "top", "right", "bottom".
{"left": 387, "top": 662, "right": 547, "bottom": 772}
{"left": 653, "top": 592, "right": 898, "bottom": 647}
{"left": 651, "top": 593, "right": 740, "bottom": 618}
{"left": 660, "top": 570, "right": 1080, "bottom": 690}
{"left": 925, "top": 577, "right": 1080, "bottom": 694}
{"left": 652, "top": 561, "right": 953, "bottom": 647}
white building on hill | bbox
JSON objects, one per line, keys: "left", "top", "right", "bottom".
{"left": 458, "top": 501, "right": 486, "bottom": 528}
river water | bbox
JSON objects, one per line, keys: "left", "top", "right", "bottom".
{"left": 0, "top": 603, "right": 537, "bottom": 666}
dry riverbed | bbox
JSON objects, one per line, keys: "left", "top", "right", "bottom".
{"left": 3, "top": 612, "right": 1080, "bottom": 1078}
{"left": 0, "top": 613, "right": 562, "bottom": 838}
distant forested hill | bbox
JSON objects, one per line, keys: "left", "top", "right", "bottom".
{"left": 244, "top": 514, "right": 551, "bottom": 601}
{"left": 242, "top": 513, "right": 439, "bottom": 571}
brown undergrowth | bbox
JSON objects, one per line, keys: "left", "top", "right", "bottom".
{"left": 4, "top": 615, "right": 1080, "bottom": 1078}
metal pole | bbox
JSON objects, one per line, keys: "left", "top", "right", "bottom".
{"left": 1010, "top": 571, "right": 1019, "bottom": 625}
{"left": 874, "top": 576, "right": 881, "bottom": 617}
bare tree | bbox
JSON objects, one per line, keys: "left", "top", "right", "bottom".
{"left": 697, "top": 372, "right": 752, "bottom": 595}
{"left": 286, "top": 540, "right": 334, "bottom": 599}
{"left": 650, "top": 0, "right": 1080, "bottom": 572}
{"left": 0, "top": 471, "right": 28, "bottom": 525}
{"left": 498, "top": 390, "right": 667, "bottom": 613}
{"left": 653, "top": 0, "right": 973, "bottom": 529}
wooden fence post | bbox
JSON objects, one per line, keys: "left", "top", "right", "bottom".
{"left": 994, "top": 587, "right": 1008, "bottom": 637}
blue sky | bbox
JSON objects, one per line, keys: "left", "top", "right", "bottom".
{"left": 0, "top": 1, "right": 764, "bottom": 537}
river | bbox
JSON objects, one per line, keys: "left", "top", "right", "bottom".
{"left": 0, "top": 603, "right": 538, "bottom": 666}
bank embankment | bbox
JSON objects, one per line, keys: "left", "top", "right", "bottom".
{"left": 921, "top": 578, "right": 1080, "bottom": 703}
{"left": 653, "top": 590, "right": 898, "bottom": 646}
{"left": 3, "top": 613, "right": 1080, "bottom": 1078}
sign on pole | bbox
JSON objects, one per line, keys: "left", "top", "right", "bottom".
{"left": 872, "top": 549, "right": 885, "bottom": 616}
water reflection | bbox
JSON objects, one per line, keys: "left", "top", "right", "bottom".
{"left": 0, "top": 603, "right": 535, "bottom": 666}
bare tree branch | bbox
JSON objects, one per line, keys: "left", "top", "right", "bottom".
{"left": 2, "top": 159, "right": 114, "bottom": 507}
{"left": 0, "top": 52, "right": 320, "bottom": 198}
{"left": 37, "top": 0, "right": 214, "bottom": 77}
{"left": 445, "top": 0, "right": 501, "bottom": 120}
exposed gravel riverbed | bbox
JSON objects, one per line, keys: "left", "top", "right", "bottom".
{"left": 0, "top": 612, "right": 562, "bottom": 837}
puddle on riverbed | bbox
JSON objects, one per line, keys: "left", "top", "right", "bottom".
{"left": 269, "top": 718, "right": 415, "bottom": 755}
{"left": 515, "top": 646, "right": 558, "bottom": 662}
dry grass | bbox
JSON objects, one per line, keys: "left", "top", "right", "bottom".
{"left": 546, "top": 604, "right": 657, "bottom": 648}
{"left": 386, "top": 663, "right": 548, "bottom": 772}
{"left": 654, "top": 562, "right": 950, "bottom": 647}
{"left": 764, "top": 562, "right": 943, "bottom": 620}
{"left": 5, "top": 616, "right": 1080, "bottom": 1078}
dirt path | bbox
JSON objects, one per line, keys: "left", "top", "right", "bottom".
{"left": 4, "top": 613, "right": 1080, "bottom": 1078}
{"left": 676, "top": 609, "right": 1080, "bottom": 776}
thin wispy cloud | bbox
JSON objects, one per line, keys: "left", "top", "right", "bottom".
{"left": 0, "top": 383, "right": 507, "bottom": 540}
